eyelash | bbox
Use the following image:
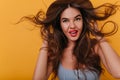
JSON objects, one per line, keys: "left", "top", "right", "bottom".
{"left": 62, "top": 17, "right": 82, "bottom": 23}
{"left": 62, "top": 19, "right": 68, "bottom": 22}
{"left": 75, "top": 18, "right": 81, "bottom": 21}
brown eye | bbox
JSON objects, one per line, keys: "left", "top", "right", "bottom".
{"left": 62, "top": 19, "right": 68, "bottom": 23}
{"left": 75, "top": 17, "right": 81, "bottom": 21}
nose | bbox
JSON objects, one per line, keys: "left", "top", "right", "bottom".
{"left": 69, "top": 21, "right": 75, "bottom": 29}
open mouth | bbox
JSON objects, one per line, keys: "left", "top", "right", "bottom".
{"left": 69, "top": 30, "right": 78, "bottom": 37}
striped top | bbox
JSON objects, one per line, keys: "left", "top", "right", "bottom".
{"left": 58, "top": 63, "right": 99, "bottom": 80}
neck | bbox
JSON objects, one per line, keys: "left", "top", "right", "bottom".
{"left": 67, "top": 40, "right": 76, "bottom": 50}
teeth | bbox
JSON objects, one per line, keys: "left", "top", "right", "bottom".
{"left": 71, "top": 32, "right": 76, "bottom": 34}
{"left": 70, "top": 31, "right": 76, "bottom": 34}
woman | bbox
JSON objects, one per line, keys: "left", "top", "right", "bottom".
{"left": 28, "top": 0, "right": 120, "bottom": 80}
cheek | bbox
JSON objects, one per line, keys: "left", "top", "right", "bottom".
{"left": 61, "top": 23, "right": 69, "bottom": 32}
{"left": 76, "top": 22, "right": 83, "bottom": 30}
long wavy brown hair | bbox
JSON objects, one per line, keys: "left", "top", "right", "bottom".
{"left": 22, "top": 0, "right": 119, "bottom": 79}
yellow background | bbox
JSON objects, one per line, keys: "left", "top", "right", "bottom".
{"left": 0, "top": 0, "right": 120, "bottom": 80}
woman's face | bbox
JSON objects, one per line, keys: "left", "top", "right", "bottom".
{"left": 60, "top": 7, "right": 83, "bottom": 42}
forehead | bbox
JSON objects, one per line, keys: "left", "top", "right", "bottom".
{"left": 60, "top": 7, "right": 81, "bottom": 18}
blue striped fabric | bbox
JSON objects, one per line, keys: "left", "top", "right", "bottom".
{"left": 58, "top": 63, "right": 99, "bottom": 80}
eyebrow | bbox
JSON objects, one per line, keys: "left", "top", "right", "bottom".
{"left": 75, "top": 14, "right": 82, "bottom": 18}
{"left": 61, "top": 14, "right": 82, "bottom": 20}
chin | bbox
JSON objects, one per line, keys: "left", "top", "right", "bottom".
{"left": 67, "top": 36, "right": 80, "bottom": 42}
{"left": 69, "top": 38, "right": 78, "bottom": 42}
